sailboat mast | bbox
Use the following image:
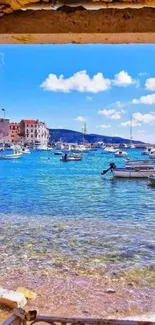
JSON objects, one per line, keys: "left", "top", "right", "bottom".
{"left": 130, "top": 115, "right": 133, "bottom": 146}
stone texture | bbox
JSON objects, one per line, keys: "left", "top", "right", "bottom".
{"left": 0, "top": 7, "right": 155, "bottom": 34}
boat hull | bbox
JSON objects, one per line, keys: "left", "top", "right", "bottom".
{"left": 113, "top": 168, "right": 155, "bottom": 178}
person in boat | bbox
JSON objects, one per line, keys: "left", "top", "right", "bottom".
{"left": 64, "top": 153, "right": 67, "bottom": 161}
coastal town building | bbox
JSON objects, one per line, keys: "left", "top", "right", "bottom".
{"left": 19, "top": 119, "right": 49, "bottom": 145}
{"left": 0, "top": 118, "right": 10, "bottom": 144}
{"left": 9, "top": 122, "right": 20, "bottom": 143}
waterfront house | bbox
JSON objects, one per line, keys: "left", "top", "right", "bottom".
{"left": 19, "top": 119, "right": 49, "bottom": 145}
{"left": 9, "top": 122, "right": 20, "bottom": 143}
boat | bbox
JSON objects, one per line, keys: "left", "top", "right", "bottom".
{"left": 103, "top": 146, "right": 117, "bottom": 153}
{"left": 72, "top": 153, "right": 83, "bottom": 158}
{"left": 0, "top": 152, "right": 22, "bottom": 160}
{"left": 54, "top": 151, "right": 63, "bottom": 155}
{"left": 36, "top": 144, "right": 49, "bottom": 151}
{"left": 125, "top": 159, "right": 154, "bottom": 166}
{"left": 101, "top": 162, "right": 155, "bottom": 178}
{"left": 114, "top": 150, "right": 128, "bottom": 157}
{"left": 72, "top": 145, "right": 90, "bottom": 153}
{"left": 60, "top": 154, "right": 82, "bottom": 162}
{"left": 141, "top": 147, "right": 155, "bottom": 155}
{"left": 148, "top": 174, "right": 155, "bottom": 186}
{"left": 112, "top": 167, "right": 155, "bottom": 178}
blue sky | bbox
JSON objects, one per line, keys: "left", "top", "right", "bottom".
{"left": 0, "top": 44, "right": 155, "bottom": 143}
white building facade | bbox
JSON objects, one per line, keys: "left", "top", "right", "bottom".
{"left": 19, "top": 120, "right": 49, "bottom": 145}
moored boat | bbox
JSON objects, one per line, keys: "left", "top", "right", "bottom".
{"left": 114, "top": 150, "right": 128, "bottom": 157}
{"left": 112, "top": 167, "right": 155, "bottom": 178}
{"left": 125, "top": 159, "right": 154, "bottom": 166}
{"left": 0, "top": 152, "right": 22, "bottom": 160}
{"left": 60, "top": 153, "right": 82, "bottom": 162}
{"left": 103, "top": 146, "right": 117, "bottom": 153}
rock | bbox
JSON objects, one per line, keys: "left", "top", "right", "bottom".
{"left": 104, "top": 288, "right": 116, "bottom": 293}
{"left": 16, "top": 287, "right": 37, "bottom": 301}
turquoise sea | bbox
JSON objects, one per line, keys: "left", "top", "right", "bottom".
{"left": 1, "top": 148, "right": 155, "bottom": 278}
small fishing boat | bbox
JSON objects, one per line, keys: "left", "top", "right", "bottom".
{"left": 112, "top": 167, "right": 155, "bottom": 178}
{"left": 103, "top": 146, "right": 117, "bottom": 153}
{"left": 72, "top": 153, "right": 83, "bottom": 158}
{"left": 114, "top": 150, "right": 128, "bottom": 157}
{"left": 101, "top": 162, "right": 155, "bottom": 178}
{"left": 125, "top": 159, "right": 154, "bottom": 166}
{"left": 148, "top": 174, "right": 155, "bottom": 186}
{"left": 54, "top": 152, "right": 63, "bottom": 156}
{"left": 60, "top": 154, "right": 82, "bottom": 162}
{"left": 0, "top": 152, "right": 22, "bottom": 160}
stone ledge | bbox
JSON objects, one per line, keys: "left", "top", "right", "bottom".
{"left": 0, "top": 7, "right": 155, "bottom": 34}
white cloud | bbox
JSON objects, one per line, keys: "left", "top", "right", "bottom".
{"left": 41, "top": 70, "right": 138, "bottom": 93}
{"left": 132, "top": 93, "right": 155, "bottom": 105}
{"left": 97, "top": 124, "right": 111, "bottom": 129}
{"left": 133, "top": 112, "right": 155, "bottom": 125}
{"left": 86, "top": 96, "right": 93, "bottom": 101}
{"left": 145, "top": 78, "right": 155, "bottom": 91}
{"left": 113, "top": 70, "right": 135, "bottom": 87}
{"left": 75, "top": 116, "right": 85, "bottom": 122}
{"left": 41, "top": 70, "right": 111, "bottom": 93}
{"left": 0, "top": 52, "right": 4, "bottom": 66}
{"left": 120, "top": 112, "right": 155, "bottom": 128}
{"left": 98, "top": 108, "right": 125, "bottom": 120}
{"left": 120, "top": 120, "right": 141, "bottom": 127}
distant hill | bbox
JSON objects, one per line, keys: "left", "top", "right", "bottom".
{"left": 49, "top": 128, "right": 143, "bottom": 144}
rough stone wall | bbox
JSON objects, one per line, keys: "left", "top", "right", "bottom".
{"left": 1, "top": 0, "right": 155, "bottom": 17}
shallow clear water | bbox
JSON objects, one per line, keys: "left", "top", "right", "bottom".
{"left": 1, "top": 148, "right": 155, "bottom": 276}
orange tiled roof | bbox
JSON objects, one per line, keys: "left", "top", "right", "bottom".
{"left": 23, "top": 120, "right": 37, "bottom": 124}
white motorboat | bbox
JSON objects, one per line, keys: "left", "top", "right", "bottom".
{"left": 103, "top": 146, "right": 117, "bottom": 153}
{"left": 114, "top": 150, "right": 128, "bottom": 157}
{"left": 0, "top": 152, "right": 22, "bottom": 160}
{"left": 101, "top": 162, "right": 155, "bottom": 178}
{"left": 72, "top": 145, "right": 89, "bottom": 153}
{"left": 60, "top": 154, "right": 82, "bottom": 162}
{"left": 112, "top": 167, "right": 155, "bottom": 178}
{"left": 36, "top": 144, "right": 49, "bottom": 151}
{"left": 148, "top": 174, "right": 155, "bottom": 186}
{"left": 125, "top": 159, "right": 154, "bottom": 166}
